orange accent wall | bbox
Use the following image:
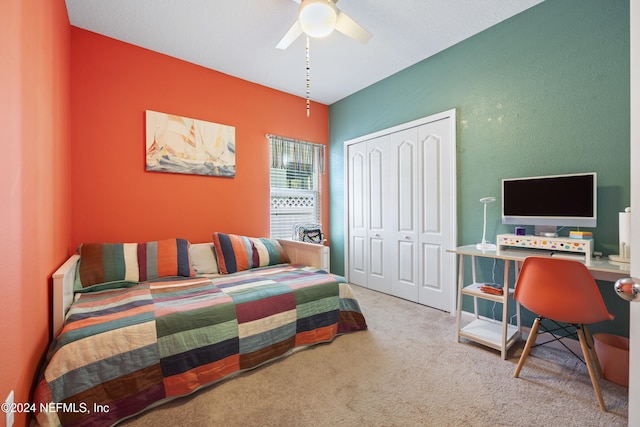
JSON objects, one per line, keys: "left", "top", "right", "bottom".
{"left": 0, "top": 1, "right": 71, "bottom": 425}
{"left": 70, "top": 28, "right": 329, "bottom": 250}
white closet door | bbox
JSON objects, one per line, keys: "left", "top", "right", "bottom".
{"left": 366, "top": 136, "right": 392, "bottom": 294}
{"left": 347, "top": 142, "right": 367, "bottom": 287}
{"left": 390, "top": 128, "right": 419, "bottom": 301}
{"left": 345, "top": 109, "right": 456, "bottom": 313}
{"left": 418, "top": 118, "right": 454, "bottom": 311}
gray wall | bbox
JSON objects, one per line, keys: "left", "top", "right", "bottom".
{"left": 328, "top": 0, "right": 630, "bottom": 336}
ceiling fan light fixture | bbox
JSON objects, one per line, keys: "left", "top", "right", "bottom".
{"left": 299, "top": 0, "right": 338, "bottom": 38}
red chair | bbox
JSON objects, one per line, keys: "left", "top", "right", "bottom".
{"left": 513, "top": 256, "right": 614, "bottom": 411}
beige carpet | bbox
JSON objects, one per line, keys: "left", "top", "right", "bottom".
{"left": 121, "top": 284, "right": 628, "bottom": 426}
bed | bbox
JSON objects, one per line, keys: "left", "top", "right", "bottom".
{"left": 33, "top": 235, "right": 367, "bottom": 427}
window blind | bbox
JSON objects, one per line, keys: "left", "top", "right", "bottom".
{"left": 268, "top": 135, "right": 325, "bottom": 174}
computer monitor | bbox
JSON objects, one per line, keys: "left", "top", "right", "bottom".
{"left": 502, "top": 172, "right": 597, "bottom": 235}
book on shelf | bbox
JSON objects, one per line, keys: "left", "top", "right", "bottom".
{"left": 480, "top": 283, "right": 503, "bottom": 295}
{"left": 569, "top": 231, "right": 593, "bottom": 239}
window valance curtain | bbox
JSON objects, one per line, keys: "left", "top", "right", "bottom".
{"left": 267, "top": 134, "right": 325, "bottom": 174}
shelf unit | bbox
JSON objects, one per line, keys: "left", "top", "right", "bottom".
{"left": 453, "top": 249, "right": 521, "bottom": 360}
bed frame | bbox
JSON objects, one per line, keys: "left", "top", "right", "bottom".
{"left": 52, "top": 240, "right": 330, "bottom": 337}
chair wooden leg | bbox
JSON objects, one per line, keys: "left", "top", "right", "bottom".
{"left": 514, "top": 317, "right": 541, "bottom": 378}
{"left": 577, "top": 326, "right": 606, "bottom": 411}
{"left": 583, "top": 324, "right": 604, "bottom": 378}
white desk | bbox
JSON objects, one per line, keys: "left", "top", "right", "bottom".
{"left": 454, "top": 245, "right": 630, "bottom": 281}
{"left": 448, "top": 245, "right": 630, "bottom": 359}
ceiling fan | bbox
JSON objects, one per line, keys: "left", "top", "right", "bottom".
{"left": 276, "top": 0, "right": 372, "bottom": 49}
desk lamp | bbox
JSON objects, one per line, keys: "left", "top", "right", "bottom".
{"left": 477, "top": 196, "right": 497, "bottom": 250}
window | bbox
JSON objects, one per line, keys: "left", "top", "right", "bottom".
{"left": 268, "top": 135, "right": 325, "bottom": 240}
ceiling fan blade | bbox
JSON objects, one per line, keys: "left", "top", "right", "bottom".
{"left": 276, "top": 20, "right": 303, "bottom": 49}
{"left": 335, "top": 11, "right": 372, "bottom": 44}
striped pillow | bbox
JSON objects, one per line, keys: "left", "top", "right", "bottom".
{"left": 78, "top": 243, "right": 140, "bottom": 289}
{"left": 212, "top": 232, "right": 254, "bottom": 274}
{"left": 212, "top": 233, "right": 291, "bottom": 274}
{"left": 249, "top": 237, "right": 290, "bottom": 267}
{"left": 77, "top": 238, "right": 194, "bottom": 289}
{"left": 138, "top": 238, "right": 194, "bottom": 281}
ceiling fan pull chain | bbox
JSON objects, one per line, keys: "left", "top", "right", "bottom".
{"left": 306, "top": 35, "right": 310, "bottom": 117}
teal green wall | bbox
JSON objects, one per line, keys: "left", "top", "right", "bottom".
{"left": 328, "top": 0, "right": 630, "bottom": 336}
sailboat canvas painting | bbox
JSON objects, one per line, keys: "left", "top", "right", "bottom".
{"left": 146, "top": 110, "right": 235, "bottom": 177}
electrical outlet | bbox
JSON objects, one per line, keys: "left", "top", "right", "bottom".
{"left": 4, "top": 390, "right": 14, "bottom": 427}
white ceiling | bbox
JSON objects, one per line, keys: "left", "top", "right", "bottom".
{"left": 65, "top": 0, "right": 544, "bottom": 105}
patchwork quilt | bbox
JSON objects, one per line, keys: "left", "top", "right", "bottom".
{"left": 33, "top": 264, "right": 367, "bottom": 427}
